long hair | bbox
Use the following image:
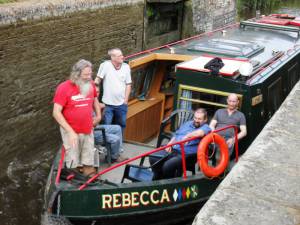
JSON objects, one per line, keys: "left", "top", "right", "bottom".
{"left": 69, "top": 59, "right": 92, "bottom": 83}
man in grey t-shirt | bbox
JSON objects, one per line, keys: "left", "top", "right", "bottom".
{"left": 95, "top": 48, "right": 132, "bottom": 135}
{"left": 210, "top": 93, "right": 247, "bottom": 154}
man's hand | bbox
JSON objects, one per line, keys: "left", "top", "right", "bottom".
{"left": 165, "top": 146, "right": 172, "bottom": 153}
{"left": 226, "top": 137, "right": 234, "bottom": 148}
{"left": 68, "top": 131, "right": 78, "bottom": 149}
{"left": 93, "top": 115, "right": 101, "bottom": 127}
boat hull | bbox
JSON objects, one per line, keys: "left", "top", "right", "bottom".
{"left": 44, "top": 164, "right": 222, "bottom": 225}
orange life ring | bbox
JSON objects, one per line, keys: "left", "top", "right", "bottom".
{"left": 197, "top": 133, "right": 229, "bottom": 177}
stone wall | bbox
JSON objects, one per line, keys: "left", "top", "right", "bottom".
{"left": 0, "top": 0, "right": 144, "bottom": 175}
{"left": 182, "top": 0, "right": 236, "bottom": 37}
{"left": 0, "top": 0, "right": 237, "bottom": 177}
{"left": 0, "top": 1, "right": 238, "bottom": 224}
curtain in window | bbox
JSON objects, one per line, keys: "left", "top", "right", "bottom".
{"left": 180, "top": 90, "right": 192, "bottom": 110}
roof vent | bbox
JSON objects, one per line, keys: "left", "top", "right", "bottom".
{"left": 188, "top": 39, "right": 264, "bottom": 58}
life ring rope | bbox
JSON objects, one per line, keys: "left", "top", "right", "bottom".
{"left": 197, "top": 133, "right": 229, "bottom": 177}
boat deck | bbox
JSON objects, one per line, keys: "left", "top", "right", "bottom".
{"left": 98, "top": 142, "right": 154, "bottom": 183}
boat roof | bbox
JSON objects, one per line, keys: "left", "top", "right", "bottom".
{"left": 126, "top": 15, "right": 300, "bottom": 85}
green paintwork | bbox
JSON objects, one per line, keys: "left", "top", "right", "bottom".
{"left": 45, "top": 16, "right": 300, "bottom": 224}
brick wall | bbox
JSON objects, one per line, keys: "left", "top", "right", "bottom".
{"left": 0, "top": 0, "right": 144, "bottom": 174}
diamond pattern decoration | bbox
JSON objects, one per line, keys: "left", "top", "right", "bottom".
{"left": 173, "top": 189, "right": 178, "bottom": 202}
{"left": 186, "top": 187, "right": 191, "bottom": 199}
{"left": 191, "top": 185, "right": 198, "bottom": 198}
{"left": 182, "top": 188, "right": 186, "bottom": 200}
{"left": 177, "top": 189, "right": 182, "bottom": 201}
{"left": 172, "top": 185, "right": 199, "bottom": 202}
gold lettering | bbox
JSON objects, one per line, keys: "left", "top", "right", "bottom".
{"left": 150, "top": 190, "right": 159, "bottom": 205}
{"left": 160, "top": 190, "right": 170, "bottom": 203}
{"left": 140, "top": 191, "right": 150, "bottom": 205}
{"left": 112, "top": 193, "right": 121, "bottom": 208}
{"left": 131, "top": 192, "right": 139, "bottom": 207}
{"left": 102, "top": 194, "right": 112, "bottom": 209}
{"left": 122, "top": 193, "right": 131, "bottom": 207}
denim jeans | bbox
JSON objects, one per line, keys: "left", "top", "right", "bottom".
{"left": 149, "top": 150, "right": 196, "bottom": 179}
{"left": 94, "top": 124, "right": 122, "bottom": 160}
{"left": 103, "top": 104, "right": 128, "bottom": 133}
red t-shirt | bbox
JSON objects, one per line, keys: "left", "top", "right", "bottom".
{"left": 53, "top": 80, "right": 97, "bottom": 134}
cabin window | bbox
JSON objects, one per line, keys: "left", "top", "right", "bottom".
{"left": 267, "top": 77, "right": 283, "bottom": 117}
{"left": 287, "top": 62, "right": 299, "bottom": 92}
{"left": 130, "top": 63, "right": 155, "bottom": 100}
{"left": 177, "top": 84, "right": 242, "bottom": 121}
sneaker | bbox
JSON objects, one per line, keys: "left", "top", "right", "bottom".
{"left": 112, "top": 156, "right": 129, "bottom": 163}
{"left": 95, "top": 146, "right": 106, "bottom": 154}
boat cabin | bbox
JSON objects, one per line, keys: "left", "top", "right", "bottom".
{"left": 44, "top": 15, "right": 300, "bottom": 225}
{"left": 124, "top": 16, "right": 300, "bottom": 152}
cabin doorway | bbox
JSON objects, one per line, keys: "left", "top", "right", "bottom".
{"left": 124, "top": 56, "right": 191, "bottom": 144}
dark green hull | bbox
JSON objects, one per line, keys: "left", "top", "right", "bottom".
{"left": 44, "top": 151, "right": 222, "bottom": 225}
{"left": 44, "top": 15, "right": 300, "bottom": 225}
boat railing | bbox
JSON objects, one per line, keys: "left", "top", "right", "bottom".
{"left": 54, "top": 125, "right": 238, "bottom": 190}
{"left": 247, "top": 43, "right": 300, "bottom": 85}
{"left": 240, "top": 20, "right": 300, "bottom": 38}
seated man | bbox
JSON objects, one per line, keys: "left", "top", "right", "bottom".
{"left": 209, "top": 93, "right": 247, "bottom": 157}
{"left": 149, "top": 108, "right": 211, "bottom": 179}
{"left": 94, "top": 87, "right": 127, "bottom": 163}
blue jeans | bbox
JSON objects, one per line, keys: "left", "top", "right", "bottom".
{"left": 149, "top": 151, "right": 196, "bottom": 179}
{"left": 94, "top": 124, "right": 122, "bottom": 160}
{"left": 103, "top": 104, "right": 128, "bottom": 133}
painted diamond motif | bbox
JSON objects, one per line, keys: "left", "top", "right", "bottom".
{"left": 191, "top": 185, "right": 198, "bottom": 198}
{"left": 173, "top": 189, "right": 178, "bottom": 201}
{"left": 186, "top": 187, "right": 191, "bottom": 199}
{"left": 182, "top": 188, "right": 186, "bottom": 200}
{"left": 177, "top": 189, "right": 182, "bottom": 201}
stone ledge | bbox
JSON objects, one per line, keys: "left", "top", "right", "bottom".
{"left": 193, "top": 81, "right": 300, "bottom": 225}
{"left": 0, "top": 0, "right": 143, "bottom": 25}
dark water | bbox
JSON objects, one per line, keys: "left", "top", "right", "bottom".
{"left": 0, "top": 151, "right": 54, "bottom": 225}
{"left": 237, "top": 0, "right": 300, "bottom": 20}
{"left": 1, "top": 2, "right": 300, "bottom": 225}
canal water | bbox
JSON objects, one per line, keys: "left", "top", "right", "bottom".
{"left": 1, "top": 2, "right": 300, "bottom": 225}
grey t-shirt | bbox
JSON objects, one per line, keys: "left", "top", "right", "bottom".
{"left": 213, "top": 108, "right": 246, "bottom": 138}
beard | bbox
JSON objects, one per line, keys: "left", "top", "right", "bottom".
{"left": 75, "top": 79, "right": 91, "bottom": 97}
{"left": 193, "top": 121, "right": 201, "bottom": 128}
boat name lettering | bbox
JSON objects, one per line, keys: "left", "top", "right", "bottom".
{"left": 101, "top": 189, "right": 170, "bottom": 209}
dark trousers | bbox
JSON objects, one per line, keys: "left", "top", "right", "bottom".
{"left": 149, "top": 150, "right": 197, "bottom": 179}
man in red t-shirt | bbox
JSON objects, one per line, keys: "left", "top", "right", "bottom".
{"left": 53, "top": 59, "right": 101, "bottom": 176}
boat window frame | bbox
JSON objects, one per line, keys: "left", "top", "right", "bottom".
{"left": 177, "top": 84, "right": 243, "bottom": 109}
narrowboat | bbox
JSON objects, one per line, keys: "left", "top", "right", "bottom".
{"left": 43, "top": 14, "right": 300, "bottom": 225}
